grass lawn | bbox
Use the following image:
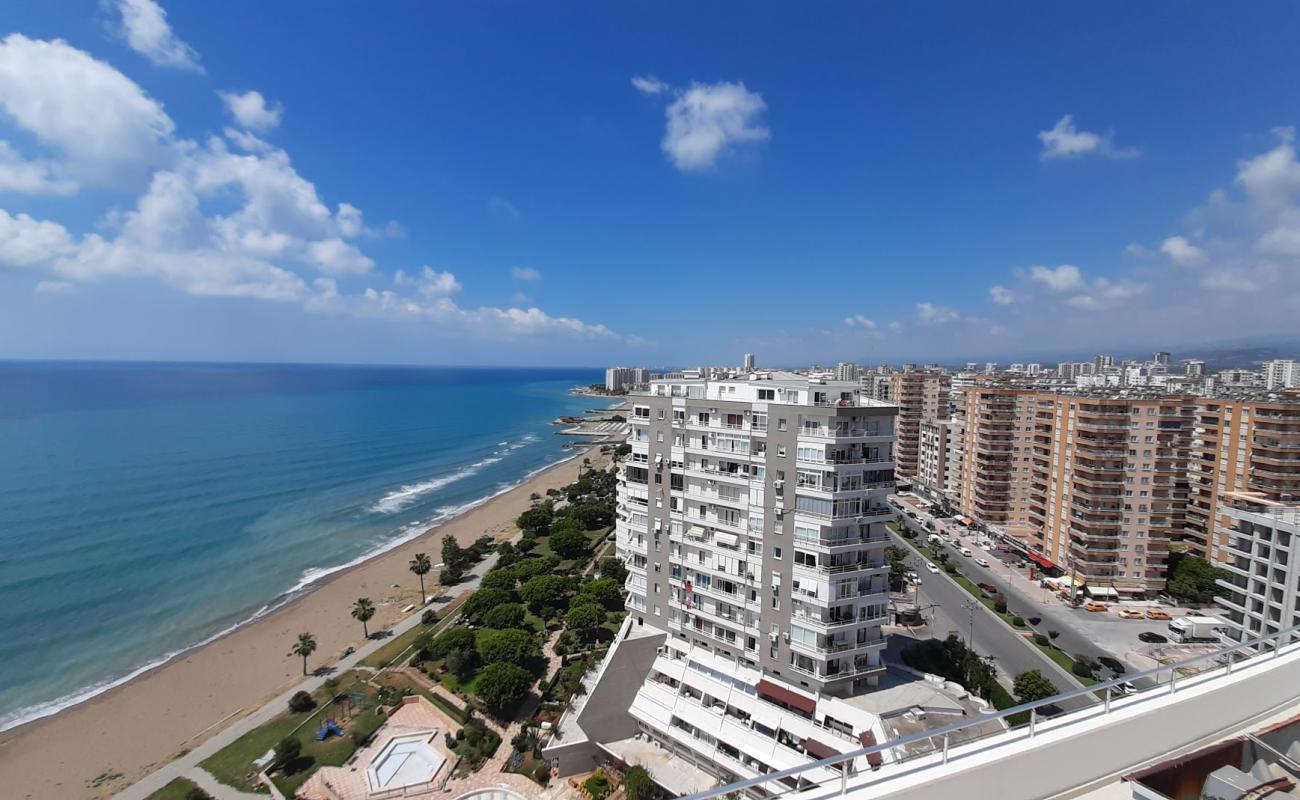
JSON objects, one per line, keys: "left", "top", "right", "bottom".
{"left": 145, "top": 777, "right": 205, "bottom": 800}
{"left": 201, "top": 673, "right": 377, "bottom": 791}
{"left": 361, "top": 591, "right": 471, "bottom": 669}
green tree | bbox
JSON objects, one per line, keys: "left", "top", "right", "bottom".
{"left": 290, "top": 632, "right": 317, "bottom": 675}
{"left": 513, "top": 557, "right": 558, "bottom": 581}
{"left": 624, "top": 764, "right": 659, "bottom": 800}
{"left": 351, "top": 597, "right": 376, "bottom": 639}
{"left": 427, "top": 627, "right": 477, "bottom": 659}
{"left": 409, "top": 552, "right": 433, "bottom": 602}
{"left": 516, "top": 505, "right": 554, "bottom": 535}
{"left": 462, "top": 587, "right": 513, "bottom": 624}
{"left": 550, "top": 527, "right": 591, "bottom": 559}
{"left": 477, "top": 628, "right": 541, "bottom": 665}
{"left": 274, "top": 735, "right": 302, "bottom": 769}
{"left": 482, "top": 603, "right": 528, "bottom": 629}
{"left": 565, "top": 602, "right": 606, "bottom": 636}
{"left": 571, "top": 502, "right": 613, "bottom": 530}
{"left": 442, "top": 535, "right": 470, "bottom": 571}
{"left": 1012, "top": 670, "right": 1059, "bottom": 704}
{"left": 475, "top": 662, "right": 534, "bottom": 713}
{"left": 885, "top": 546, "right": 909, "bottom": 589}
{"left": 479, "top": 568, "right": 518, "bottom": 593}
{"left": 598, "top": 556, "right": 628, "bottom": 583}
{"left": 1166, "top": 552, "right": 1227, "bottom": 603}
{"left": 520, "top": 574, "right": 576, "bottom": 613}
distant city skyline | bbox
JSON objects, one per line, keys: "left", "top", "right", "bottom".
{"left": 3, "top": 2, "right": 1300, "bottom": 366}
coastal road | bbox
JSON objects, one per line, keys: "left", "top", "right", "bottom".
{"left": 888, "top": 527, "right": 1098, "bottom": 712}
{"left": 113, "top": 554, "right": 502, "bottom": 800}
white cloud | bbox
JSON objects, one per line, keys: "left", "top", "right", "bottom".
{"left": 1038, "top": 114, "right": 1137, "bottom": 160}
{"left": 218, "top": 90, "right": 282, "bottom": 132}
{"left": 488, "top": 195, "right": 520, "bottom": 220}
{"left": 1123, "top": 242, "right": 1151, "bottom": 257}
{"left": 34, "top": 279, "right": 74, "bottom": 294}
{"left": 113, "top": 0, "right": 203, "bottom": 72}
{"left": 916, "top": 303, "right": 960, "bottom": 325}
{"left": 0, "top": 34, "right": 175, "bottom": 191}
{"left": 989, "top": 285, "right": 1015, "bottom": 305}
{"left": 1028, "top": 264, "right": 1084, "bottom": 292}
{"left": 660, "top": 81, "right": 769, "bottom": 171}
{"left": 1160, "top": 235, "right": 1206, "bottom": 264}
{"left": 1235, "top": 127, "right": 1300, "bottom": 209}
{"left": 510, "top": 291, "right": 534, "bottom": 305}
{"left": 0, "top": 35, "right": 628, "bottom": 346}
{"left": 511, "top": 266, "right": 542, "bottom": 281}
{"left": 631, "top": 75, "right": 669, "bottom": 95}
{"left": 1064, "top": 277, "right": 1146, "bottom": 310}
{"left": 393, "top": 267, "right": 461, "bottom": 296}
{"left": 844, "top": 314, "right": 876, "bottom": 328}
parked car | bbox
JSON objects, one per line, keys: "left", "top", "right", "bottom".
{"left": 1138, "top": 631, "right": 1168, "bottom": 644}
{"left": 974, "top": 557, "right": 990, "bottom": 568}
{"left": 1118, "top": 609, "right": 1145, "bottom": 620}
{"left": 925, "top": 562, "right": 940, "bottom": 573}
{"left": 1145, "top": 610, "right": 1172, "bottom": 620}
{"left": 978, "top": 582, "right": 997, "bottom": 593}
{"left": 1098, "top": 656, "right": 1126, "bottom": 674}
{"left": 1115, "top": 681, "right": 1138, "bottom": 696}
{"left": 960, "top": 547, "right": 973, "bottom": 557}
{"left": 1084, "top": 602, "right": 1109, "bottom": 612}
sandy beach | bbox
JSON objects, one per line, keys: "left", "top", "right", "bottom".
{"left": 0, "top": 448, "right": 604, "bottom": 800}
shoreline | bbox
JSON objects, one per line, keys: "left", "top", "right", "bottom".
{"left": 0, "top": 444, "right": 604, "bottom": 800}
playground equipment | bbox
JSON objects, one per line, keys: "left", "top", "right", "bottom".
{"left": 315, "top": 716, "right": 345, "bottom": 741}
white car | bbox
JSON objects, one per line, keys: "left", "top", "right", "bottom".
{"left": 974, "top": 557, "right": 990, "bottom": 568}
{"left": 925, "top": 562, "right": 940, "bottom": 573}
{"left": 960, "top": 547, "right": 973, "bottom": 557}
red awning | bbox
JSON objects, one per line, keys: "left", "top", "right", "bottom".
{"left": 802, "top": 737, "right": 842, "bottom": 760}
{"left": 858, "top": 731, "right": 884, "bottom": 767}
{"left": 756, "top": 679, "right": 816, "bottom": 714}
{"left": 1027, "top": 552, "right": 1055, "bottom": 569}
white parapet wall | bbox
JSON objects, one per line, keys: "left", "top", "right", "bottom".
{"left": 778, "top": 641, "right": 1300, "bottom": 800}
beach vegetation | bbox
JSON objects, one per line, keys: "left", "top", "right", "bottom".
{"left": 421, "top": 608, "right": 438, "bottom": 625}
{"left": 462, "top": 587, "right": 513, "bottom": 623}
{"left": 550, "top": 527, "right": 590, "bottom": 559}
{"left": 482, "top": 602, "right": 527, "bottom": 629}
{"left": 288, "top": 690, "right": 316, "bottom": 713}
{"left": 517, "top": 535, "right": 538, "bottom": 552}
{"left": 351, "top": 597, "right": 376, "bottom": 638}
{"left": 597, "top": 556, "right": 628, "bottom": 583}
{"left": 474, "top": 662, "right": 534, "bottom": 715}
{"left": 477, "top": 628, "right": 542, "bottom": 666}
{"left": 516, "top": 503, "right": 554, "bottom": 535}
{"left": 439, "top": 565, "right": 463, "bottom": 585}
{"left": 409, "top": 552, "right": 433, "bottom": 601}
{"left": 290, "top": 632, "right": 317, "bottom": 675}
{"left": 441, "top": 535, "right": 472, "bottom": 572}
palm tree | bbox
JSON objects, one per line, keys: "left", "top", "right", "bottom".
{"left": 290, "top": 632, "right": 317, "bottom": 676}
{"left": 409, "top": 553, "right": 432, "bottom": 603}
{"left": 352, "top": 597, "right": 376, "bottom": 639}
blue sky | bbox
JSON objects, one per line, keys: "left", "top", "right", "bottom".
{"left": 2, "top": 2, "right": 1300, "bottom": 367}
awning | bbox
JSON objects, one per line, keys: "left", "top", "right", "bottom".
{"left": 802, "top": 737, "right": 843, "bottom": 760}
{"left": 756, "top": 679, "right": 816, "bottom": 714}
{"left": 858, "top": 731, "right": 884, "bottom": 767}
{"left": 1087, "top": 585, "right": 1119, "bottom": 598}
{"left": 688, "top": 525, "right": 706, "bottom": 539}
{"left": 961, "top": 517, "right": 973, "bottom": 525}
{"left": 1026, "top": 552, "right": 1055, "bottom": 569}
{"left": 714, "top": 531, "right": 739, "bottom": 547}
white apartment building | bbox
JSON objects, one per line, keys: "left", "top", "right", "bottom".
{"left": 835, "top": 362, "right": 862, "bottom": 382}
{"left": 614, "top": 372, "right": 897, "bottom": 786}
{"left": 606, "top": 366, "right": 650, "bottom": 393}
{"left": 1216, "top": 493, "right": 1300, "bottom": 646}
{"left": 1264, "top": 359, "right": 1300, "bottom": 390}
{"left": 915, "top": 418, "right": 951, "bottom": 503}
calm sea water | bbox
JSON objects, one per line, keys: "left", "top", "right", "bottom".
{"left": 0, "top": 361, "right": 604, "bottom": 731}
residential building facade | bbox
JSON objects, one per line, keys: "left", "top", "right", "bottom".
{"left": 1216, "top": 493, "right": 1300, "bottom": 646}
{"left": 889, "top": 370, "right": 950, "bottom": 482}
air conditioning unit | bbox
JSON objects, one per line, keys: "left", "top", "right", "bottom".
{"left": 783, "top": 632, "right": 790, "bottom": 643}
{"left": 774, "top": 480, "right": 785, "bottom": 489}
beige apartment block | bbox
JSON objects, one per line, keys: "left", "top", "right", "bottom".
{"left": 890, "top": 370, "right": 950, "bottom": 480}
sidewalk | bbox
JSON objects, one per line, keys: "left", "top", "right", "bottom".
{"left": 115, "top": 554, "right": 501, "bottom": 800}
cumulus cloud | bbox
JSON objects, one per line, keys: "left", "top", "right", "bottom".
{"left": 989, "top": 285, "right": 1015, "bottom": 305}
{"left": 488, "top": 195, "right": 520, "bottom": 220}
{"left": 218, "top": 90, "right": 282, "bottom": 132}
{"left": 112, "top": 0, "right": 203, "bottom": 72}
{"left": 916, "top": 303, "right": 960, "bottom": 325}
{"left": 1027, "top": 264, "right": 1085, "bottom": 292}
{"left": 511, "top": 266, "right": 542, "bottom": 281}
{"left": 0, "top": 34, "right": 624, "bottom": 344}
{"left": 34, "top": 279, "right": 74, "bottom": 294}
{"left": 631, "top": 75, "right": 669, "bottom": 95}
{"left": 844, "top": 314, "right": 876, "bottom": 328}
{"left": 1160, "top": 235, "right": 1206, "bottom": 265}
{"left": 657, "top": 81, "right": 769, "bottom": 171}
{"left": 1038, "top": 114, "right": 1138, "bottom": 160}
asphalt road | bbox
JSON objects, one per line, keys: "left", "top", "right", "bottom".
{"left": 888, "top": 527, "right": 1099, "bottom": 711}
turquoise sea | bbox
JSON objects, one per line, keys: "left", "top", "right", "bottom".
{"left": 0, "top": 361, "right": 605, "bottom": 731}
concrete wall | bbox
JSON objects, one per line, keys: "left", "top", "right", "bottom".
{"left": 786, "top": 643, "right": 1300, "bottom": 800}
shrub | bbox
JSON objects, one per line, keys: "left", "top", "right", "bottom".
{"left": 1034, "top": 633, "right": 1050, "bottom": 646}
{"left": 1072, "top": 660, "right": 1094, "bottom": 678}
{"left": 1012, "top": 670, "right": 1058, "bottom": 704}
{"left": 533, "top": 760, "right": 552, "bottom": 785}
{"left": 474, "top": 662, "right": 534, "bottom": 713}
{"left": 624, "top": 764, "right": 658, "bottom": 800}
{"left": 518, "top": 536, "right": 538, "bottom": 552}
{"left": 994, "top": 595, "right": 1008, "bottom": 614}
{"left": 287, "top": 690, "right": 316, "bottom": 713}
{"left": 1011, "top": 615, "right": 1025, "bottom": 628}
{"left": 273, "top": 736, "right": 301, "bottom": 770}
{"left": 421, "top": 609, "right": 438, "bottom": 626}
{"left": 583, "top": 768, "right": 613, "bottom": 800}
{"left": 440, "top": 566, "right": 463, "bottom": 586}
{"left": 186, "top": 789, "right": 214, "bottom": 800}
{"left": 1028, "top": 616, "right": 1042, "bottom": 626}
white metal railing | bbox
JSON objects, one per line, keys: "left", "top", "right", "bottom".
{"left": 678, "top": 621, "right": 1300, "bottom": 800}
